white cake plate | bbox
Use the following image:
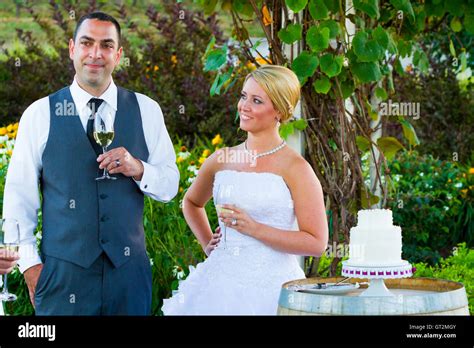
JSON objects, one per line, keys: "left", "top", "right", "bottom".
{"left": 341, "top": 261, "right": 415, "bottom": 297}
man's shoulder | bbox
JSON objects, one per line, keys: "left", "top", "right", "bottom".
{"left": 133, "top": 91, "right": 163, "bottom": 114}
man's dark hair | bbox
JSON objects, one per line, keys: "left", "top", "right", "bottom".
{"left": 73, "top": 12, "right": 121, "bottom": 46}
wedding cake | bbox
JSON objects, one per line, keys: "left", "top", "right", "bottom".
{"left": 346, "top": 209, "right": 404, "bottom": 266}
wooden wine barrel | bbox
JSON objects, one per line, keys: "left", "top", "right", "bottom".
{"left": 277, "top": 277, "right": 470, "bottom": 315}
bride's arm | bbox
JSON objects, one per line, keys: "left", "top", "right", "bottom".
{"left": 182, "top": 151, "right": 220, "bottom": 251}
{"left": 220, "top": 158, "right": 328, "bottom": 256}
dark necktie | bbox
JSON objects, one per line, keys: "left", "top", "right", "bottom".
{"left": 86, "top": 98, "right": 104, "bottom": 156}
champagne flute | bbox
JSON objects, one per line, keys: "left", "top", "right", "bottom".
{"left": 215, "top": 184, "right": 234, "bottom": 250}
{"left": 0, "top": 218, "right": 20, "bottom": 302}
{"left": 94, "top": 111, "right": 116, "bottom": 180}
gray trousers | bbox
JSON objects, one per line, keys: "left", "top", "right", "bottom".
{"left": 34, "top": 253, "right": 152, "bottom": 315}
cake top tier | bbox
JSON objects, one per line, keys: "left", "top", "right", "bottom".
{"left": 357, "top": 209, "right": 393, "bottom": 227}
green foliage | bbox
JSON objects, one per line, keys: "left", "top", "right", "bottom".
{"left": 278, "top": 23, "right": 303, "bottom": 44}
{"left": 387, "top": 151, "right": 474, "bottom": 264}
{"left": 291, "top": 51, "right": 319, "bottom": 84}
{"left": 412, "top": 243, "right": 474, "bottom": 314}
{"left": 0, "top": 1, "right": 241, "bottom": 146}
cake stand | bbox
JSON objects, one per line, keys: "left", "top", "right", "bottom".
{"left": 341, "top": 260, "right": 415, "bottom": 297}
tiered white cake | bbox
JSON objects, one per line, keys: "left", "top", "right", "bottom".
{"left": 347, "top": 209, "right": 404, "bottom": 266}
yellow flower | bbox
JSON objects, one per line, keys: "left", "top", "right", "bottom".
{"left": 177, "top": 156, "right": 184, "bottom": 163}
{"left": 171, "top": 55, "right": 178, "bottom": 65}
{"left": 179, "top": 187, "right": 184, "bottom": 193}
{"left": 198, "top": 157, "right": 206, "bottom": 164}
{"left": 0, "top": 127, "right": 6, "bottom": 136}
{"left": 211, "top": 134, "right": 223, "bottom": 146}
{"left": 6, "top": 124, "right": 13, "bottom": 132}
{"left": 154, "top": 65, "right": 159, "bottom": 72}
{"left": 469, "top": 168, "right": 474, "bottom": 174}
{"left": 461, "top": 189, "right": 468, "bottom": 197}
{"left": 6, "top": 150, "right": 12, "bottom": 156}
{"left": 202, "top": 149, "right": 211, "bottom": 158}
{"left": 13, "top": 123, "right": 19, "bottom": 130}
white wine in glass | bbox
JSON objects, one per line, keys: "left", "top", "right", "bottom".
{"left": 94, "top": 111, "right": 116, "bottom": 180}
{"left": 0, "top": 218, "right": 20, "bottom": 302}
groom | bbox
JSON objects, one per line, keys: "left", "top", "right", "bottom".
{"left": 1, "top": 12, "right": 179, "bottom": 315}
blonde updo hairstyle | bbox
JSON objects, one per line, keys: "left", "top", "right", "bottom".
{"left": 244, "top": 65, "right": 300, "bottom": 123}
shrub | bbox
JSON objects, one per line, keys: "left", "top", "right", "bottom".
{"left": 387, "top": 151, "right": 474, "bottom": 264}
{"left": 412, "top": 243, "right": 474, "bottom": 315}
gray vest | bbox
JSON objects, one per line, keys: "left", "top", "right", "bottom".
{"left": 41, "top": 86, "right": 149, "bottom": 269}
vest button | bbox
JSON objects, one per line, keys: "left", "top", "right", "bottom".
{"left": 144, "top": 184, "right": 148, "bottom": 189}
{"left": 100, "top": 239, "right": 108, "bottom": 244}
{"left": 100, "top": 194, "right": 108, "bottom": 199}
{"left": 100, "top": 215, "right": 109, "bottom": 222}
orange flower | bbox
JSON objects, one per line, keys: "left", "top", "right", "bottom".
{"left": 469, "top": 168, "right": 474, "bottom": 174}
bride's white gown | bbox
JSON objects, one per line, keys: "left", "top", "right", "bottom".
{"left": 162, "top": 170, "right": 305, "bottom": 315}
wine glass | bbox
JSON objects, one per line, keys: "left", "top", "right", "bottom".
{"left": 0, "top": 218, "right": 20, "bottom": 302}
{"left": 94, "top": 111, "right": 116, "bottom": 180}
{"left": 215, "top": 184, "right": 235, "bottom": 250}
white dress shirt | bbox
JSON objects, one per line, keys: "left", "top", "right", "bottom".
{"left": 2, "top": 78, "right": 180, "bottom": 273}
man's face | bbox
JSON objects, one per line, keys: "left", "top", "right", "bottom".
{"left": 69, "top": 19, "right": 122, "bottom": 90}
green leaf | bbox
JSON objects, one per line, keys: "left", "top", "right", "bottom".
{"left": 307, "top": 26, "right": 330, "bottom": 53}
{"left": 353, "top": 0, "right": 380, "bottom": 19}
{"left": 445, "top": 0, "right": 463, "bottom": 17}
{"left": 398, "top": 118, "right": 420, "bottom": 146}
{"left": 203, "top": 36, "right": 216, "bottom": 59}
{"left": 353, "top": 30, "right": 384, "bottom": 62}
{"left": 320, "top": 53, "right": 344, "bottom": 77}
{"left": 292, "top": 51, "right": 319, "bottom": 84}
{"left": 203, "top": 46, "right": 227, "bottom": 72}
{"left": 377, "top": 136, "right": 405, "bottom": 160}
{"left": 323, "top": 0, "right": 338, "bottom": 12}
{"left": 350, "top": 61, "right": 382, "bottom": 83}
{"left": 365, "top": 100, "right": 378, "bottom": 121}
{"left": 465, "top": 13, "right": 474, "bottom": 34}
{"left": 340, "top": 80, "right": 355, "bottom": 98}
{"left": 202, "top": 0, "right": 218, "bottom": 15}
{"left": 278, "top": 24, "right": 303, "bottom": 44}
{"left": 394, "top": 58, "right": 404, "bottom": 75}
{"left": 390, "top": 0, "right": 415, "bottom": 23}
{"left": 293, "top": 118, "right": 308, "bottom": 130}
{"left": 285, "top": 0, "right": 308, "bottom": 12}
{"left": 279, "top": 122, "right": 295, "bottom": 139}
{"left": 233, "top": 0, "right": 254, "bottom": 17}
{"left": 320, "top": 20, "right": 341, "bottom": 39}
{"left": 372, "top": 26, "right": 389, "bottom": 49}
{"left": 356, "top": 135, "right": 371, "bottom": 152}
{"left": 313, "top": 76, "right": 331, "bottom": 94}
{"left": 449, "top": 39, "right": 456, "bottom": 58}
{"left": 308, "top": 0, "right": 329, "bottom": 20}
{"left": 328, "top": 139, "right": 337, "bottom": 151}
{"left": 413, "top": 49, "right": 429, "bottom": 74}
{"left": 450, "top": 17, "right": 462, "bottom": 32}
{"left": 397, "top": 38, "right": 412, "bottom": 57}
{"left": 375, "top": 86, "right": 388, "bottom": 101}
{"left": 361, "top": 187, "right": 380, "bottom": 209}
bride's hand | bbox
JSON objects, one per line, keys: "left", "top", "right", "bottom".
{"left": 218, "top": 204, "right": 260, "bottom": 237}
{"left": 204, "top": 227, "right": 221, "bottom": 256}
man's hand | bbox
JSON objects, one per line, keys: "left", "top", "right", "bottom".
{"left": 24, "top": 264, "right": 43, "bottom": 308}
{"left": 97, "top": 147, "right": 144, "bottom": 180}
{"left": 0, "top": 249, "right": 19, "bottom": 274}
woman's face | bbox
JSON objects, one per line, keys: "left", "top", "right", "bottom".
{"left": 238, "top": 77, "right": 280, "bottom": 133}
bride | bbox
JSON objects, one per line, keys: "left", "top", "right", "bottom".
{"left": 162, "top": 65, "right": 328, "bottom": 315}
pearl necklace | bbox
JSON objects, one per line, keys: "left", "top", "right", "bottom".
{"left": 244, "top": 140, "right": 287, "bottom": 159}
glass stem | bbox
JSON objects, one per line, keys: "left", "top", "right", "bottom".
{"left": 102, "top": 147, "right": 107, "bottom": 176}
{"left": 2, "top": 274, "right": 8, "bottom": 294}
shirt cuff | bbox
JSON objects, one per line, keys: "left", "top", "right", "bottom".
{"left": 18, "top": 243, "right": 42, "bottom": 274}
